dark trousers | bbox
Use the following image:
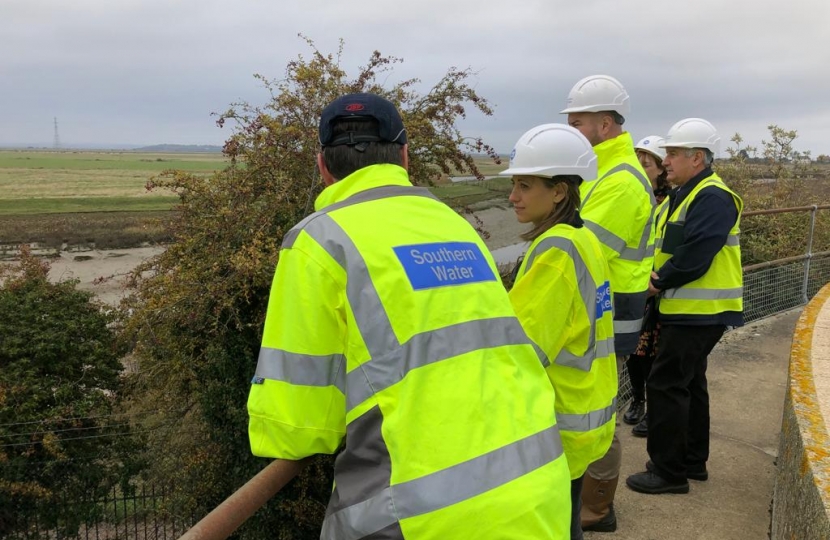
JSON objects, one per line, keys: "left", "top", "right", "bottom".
{"left": 626, "top": 354, "right": 651, "bottom": 402}
{"left": 570, "top": 475, "right": 584, "bottom": 540}
{"left": 646, "top": 324, "right": 725, "bottom": 483}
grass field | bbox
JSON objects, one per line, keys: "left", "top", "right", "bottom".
{"left": 0, "top": 150, "right": 227, "bottom": 215}
{"left": 0, "top": 149, "right": 509, "bottom": 249}
{"left": 0, "top": 150, "right": 227, "bottom": 171}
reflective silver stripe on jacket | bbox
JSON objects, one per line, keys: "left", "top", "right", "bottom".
{"left": 582, "top": 163, "right": 655, "bottom": 208}
{"left": 655, "top": 202, "right": 671, "bottom": 224}
{"left": 582, "top": 163, "right": 655, "bottom": 264}
{"left": 662, "top": 287, "right": 743, "bottom": 300}
{"left": 613, "top": 318, "right": 644, "bottom": 334}
{"left": 321, "top": 422, "right": 564, "bottom": 540}
{"left": 282, "top": 185, "right": 440, "bottom": 249}
{"left": 344, "top": 317, "right": 543, "bottom": 411}
{"left": 523, "top": 235, "right": 612, "bottom": 372}
{"left": 612, "top": 290, "right": 647, "bottom": 356}
{"left": 656, "top": 234, "right": 739, "bottom": 250}
{"left": 556, "top": 397, "right": 617, "bottom": 432}
{"left": 254, "top": 348, "right": 345, "bottom": 391}
{"left": 583, "top": 220, "right": 655, "bottom": 262}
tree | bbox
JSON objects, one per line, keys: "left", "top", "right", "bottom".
{"left": 0, "top": 246, "right": 129, "bottom": 537}
{"left": 720, "top": 126, "right": 829, "bottom": 265}
{"left": 120, "top": 36, "right": 499, "bottom": 538}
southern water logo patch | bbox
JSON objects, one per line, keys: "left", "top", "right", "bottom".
{"left": 595, "top": 280, "right": 612, "bottom": 318}
{"left": 393, "top": 242, "right": 496, "bottom": 290}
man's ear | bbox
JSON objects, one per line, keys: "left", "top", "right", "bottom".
{"left": 401, "top": 144, "right": 409, "bottom": 171}
{"left": 601, "top": 113, "right": 614, "bottom": 134}
{"left": 317, "top": 152, "right": 337, "bottom": 186}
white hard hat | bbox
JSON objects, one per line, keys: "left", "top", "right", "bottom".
{"left": 499, "top": 123, "right": 597, "bottom": 180}
{"left": 560, "top": 75, "right": 630, "bottom": 117}
{"left": 660, "top": 118, "right": 721, "bottom": 154}
{"left": 635, "top": 135, "right": 667, "bottom": 161}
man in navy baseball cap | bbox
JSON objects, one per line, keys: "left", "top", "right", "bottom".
{"left": 317, "top": 93, "right": 408, "bottom": 183}
{"left": 250, "top": 89, "right": 573, "bottom": 540}
{"left": 319, "top": 93, "right": 407, "bottom": 149}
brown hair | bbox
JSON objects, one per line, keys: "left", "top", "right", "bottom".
{"left": 520, "top": 175, "right": 581, "bottom": 242}
{"left": 638, "top": 150, "right": 669, "bottom": 194}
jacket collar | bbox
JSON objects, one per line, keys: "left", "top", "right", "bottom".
{"left": 676, "top": 167, "right": 714, "bottom": 199}
{"left": 315, "top": 164, "right": 412, "bottom": 211}
{"left": 593, "top": 132, "right": 635, "bottom": 170}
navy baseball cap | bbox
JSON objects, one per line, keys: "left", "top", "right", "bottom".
{"left": 319, "top": 93, "right": 407, "bottom": 147}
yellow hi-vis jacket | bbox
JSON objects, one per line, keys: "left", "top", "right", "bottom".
{"left": 248, "top": 164, "right": 571, "bottom": 540}
{"left": 509, "top": 221, "right": 617, "bottom": 479}
{"left": 581, "top": 133, "right": 655, "bottom": 355}
{"left": 654, "top": 172, "right": 744, "bottom": 316}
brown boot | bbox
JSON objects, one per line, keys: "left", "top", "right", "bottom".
{"left": 580, "top": 475, "right": 619, "bottom": 532}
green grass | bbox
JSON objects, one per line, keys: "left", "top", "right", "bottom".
{"left": 0, "top": 196, "right": 179, "bottom": 215}
{"left": 0, "top": 150, "right": 228, "bottom": 172}
{"left": 0, "top": 150, "right": 216, "bottom": 217}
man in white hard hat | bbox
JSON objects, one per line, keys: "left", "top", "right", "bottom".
{"left": 626, "top": 118, "right": 743, "bottom": 495}
{"left": 561, "top": 74, "right": 655, "bottom": 533}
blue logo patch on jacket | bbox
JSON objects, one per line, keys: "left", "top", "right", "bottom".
{"left": 393, "top": 242, "right": 496, "bottom": 290}
{"left": 596, "top": 281, "right": 613, "bottom": 318}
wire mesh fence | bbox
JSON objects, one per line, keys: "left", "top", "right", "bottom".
{"left": 743, "top": 261, "right": 811, "bottom": 323}
{"left": 807, "top": 254, "right": 830, "bottom": 299}
{"left": 4, "top": 484, "right": 195, "bottom": 540}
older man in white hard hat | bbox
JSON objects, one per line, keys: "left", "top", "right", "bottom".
{"left": 626, "top": 118, "right": 744, "bottom": 495}
{"left": 561, "top": 74, "right": 655, "bottom": 533}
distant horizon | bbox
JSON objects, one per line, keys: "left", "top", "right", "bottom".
{"left": 0, "top": 142, "right": 226, "bottom": 152}
{"left": 0, "top": 142, "right": 513, "bottom": 157}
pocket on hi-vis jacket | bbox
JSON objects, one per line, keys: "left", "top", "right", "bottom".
{"left": 662, "top": 222, "right": 685, "bottom": 255}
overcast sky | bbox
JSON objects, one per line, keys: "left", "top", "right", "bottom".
{"left": 3, "top": 0, "right": 829, "bottom": 156}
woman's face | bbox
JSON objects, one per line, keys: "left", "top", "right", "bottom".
{"left": 508, "top": 175, "right": 563, "bottom": 225}
{"left": 637, "top": 150, "right": 664, "bottom": 186}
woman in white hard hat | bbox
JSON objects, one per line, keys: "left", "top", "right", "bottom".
{"left": 635, "top": 135, "right": 671, "bottom": 204}
{"left": 623, "top": 136, "right": 672, "bottom": 437}
{"left": 502, "top": 123, "right": 618, "bottom": 540}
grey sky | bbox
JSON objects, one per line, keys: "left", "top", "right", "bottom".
{"left": 2, "top": 0, "right": 829, "bottom": 156}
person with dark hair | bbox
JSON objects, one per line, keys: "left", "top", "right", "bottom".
{"left": 247, "top": 93, "right": 572, "bottom": 538}
{"left": 561, "top": 75, "right": 656, "bottom": 533}
{"left": 503, "top": 124, "right": 617, "bottom": 540}
{"left": 624, "top": 136, "right": 672, "bottom": 437}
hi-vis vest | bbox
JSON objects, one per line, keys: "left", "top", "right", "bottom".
{"left": 509, "top": 222, "right": 617, "bottom": 479}
{"left": 580, "top": 133, "right": 655, "bottom": 355}
{"left": 654, "top": 172, "right": 743, "bottom": 316}
{"left": 248, "top": 164, "right": 571, "bottom": 540}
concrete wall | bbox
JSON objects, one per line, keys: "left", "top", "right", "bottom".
{"left": 771, "top": 283, "right": 830, "bottom": 540}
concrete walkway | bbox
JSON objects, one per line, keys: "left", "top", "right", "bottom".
{"left": 589, "top": 308, "right": 802, "bottom": 540}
